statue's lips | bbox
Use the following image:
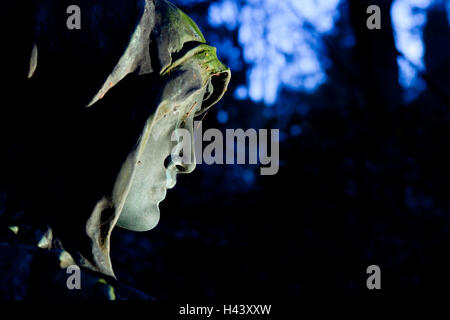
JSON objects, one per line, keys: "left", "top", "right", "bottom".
{"left": 156, "top": 187, "right": 168, "bottom": 204}
{"left": 165, "top": 168, "right": 178, "bottom": 189}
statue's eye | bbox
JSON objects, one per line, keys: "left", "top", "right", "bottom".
{"left": 194, "top": 105, "right": 207, "bottom": 117}
{"left": 194, "top": 109, "right": 209, "bottom": 122}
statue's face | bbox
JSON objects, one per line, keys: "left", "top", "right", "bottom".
{"left": 89, "top": 43, "right": 230, "bottom": 233}
{"left": 113, "top": 85, "right": 207, "bottom": 232}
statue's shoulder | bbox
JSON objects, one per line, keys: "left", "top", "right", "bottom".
{"left": 0, "top": 225, "right": 154, "bottom": 300}
{"left": 0, "top": 241, "right": 154, "bottom": 300}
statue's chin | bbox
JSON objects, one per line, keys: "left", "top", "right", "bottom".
{"left": 116, "top": 205, "right": 161, "bottom": 232}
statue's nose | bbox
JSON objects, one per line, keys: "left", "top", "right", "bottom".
{"left": 164, "top": 151, "right": 196, "bottom": 174}
{"left": 176, "top": 161, "right": 196, "bottom": 174}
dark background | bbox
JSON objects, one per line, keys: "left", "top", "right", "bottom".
{"left": 104, "top": 0, "right": 450, "bottom": 299}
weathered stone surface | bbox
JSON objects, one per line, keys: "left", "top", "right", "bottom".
{"left": 0, "top": 0, "right": 230, "bottom": 299}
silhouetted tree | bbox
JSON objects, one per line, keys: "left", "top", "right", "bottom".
{"left": 349, "top": 0, "right": 402, "bottom": 109}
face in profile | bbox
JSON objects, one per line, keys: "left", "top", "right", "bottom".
{"left": 113, "top": 84, "right": 205, "bottom": 232}
{"left": 110, "top": 55, "right": 230, "bottom": 232}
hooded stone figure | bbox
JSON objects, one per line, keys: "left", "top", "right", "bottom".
{"left": 0, "top": 0, "right": 230, "bottom": 299}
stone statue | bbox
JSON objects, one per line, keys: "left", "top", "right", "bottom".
{"left": 0, "top": 0, "right": 230, "bottom": 299}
